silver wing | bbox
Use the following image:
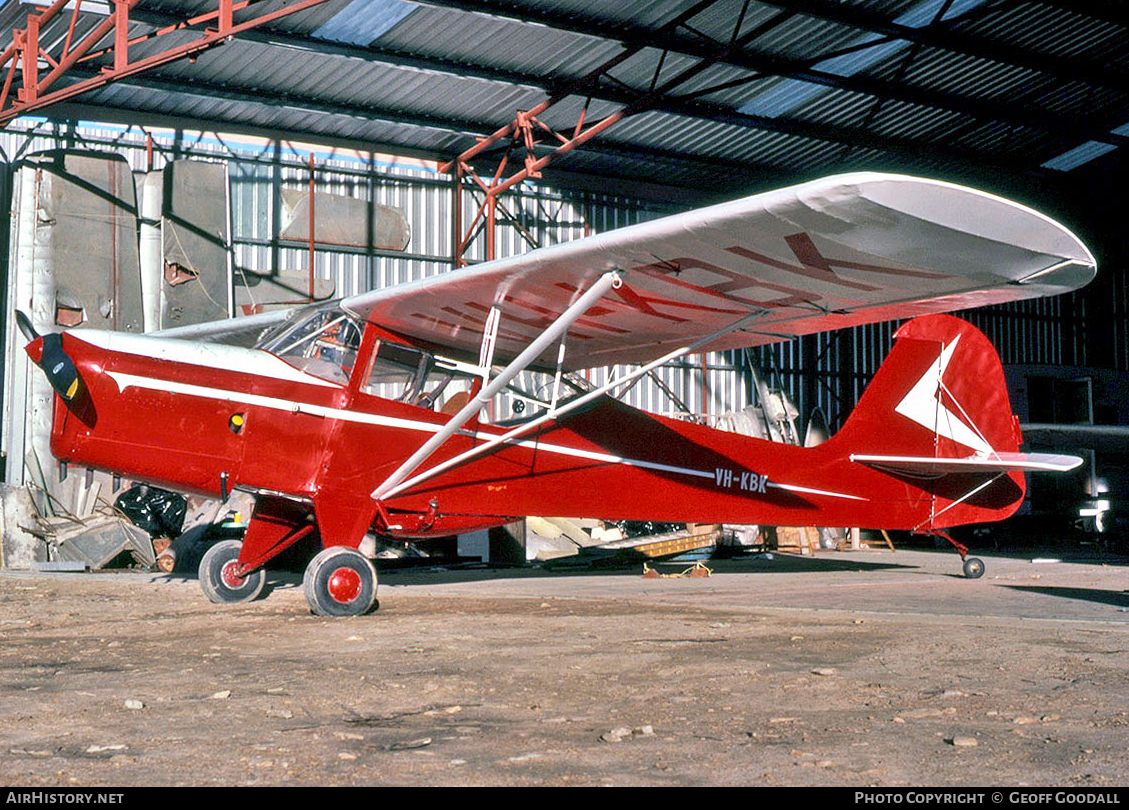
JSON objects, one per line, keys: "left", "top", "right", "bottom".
{"left": 155, "top": 172, "right": 1096, "bottom": 369}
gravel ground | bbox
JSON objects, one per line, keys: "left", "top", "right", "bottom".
{"left": 0, "top": 548, "right": 1126, "bottom": 787}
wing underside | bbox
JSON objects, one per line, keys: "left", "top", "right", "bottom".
{"left": 342, "top": 172, "right": 1094, "bottom": 369}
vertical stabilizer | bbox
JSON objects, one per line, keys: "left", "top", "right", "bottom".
{"left": 832, "top": 314, "right": 1028, "bottom": 530}
{"left": 838, "top": 314, "right": 1022, "bottom": 460}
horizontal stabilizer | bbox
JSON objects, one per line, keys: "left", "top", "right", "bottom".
{"left": 850, "top": 452, "right": 1083, "bottom": 475}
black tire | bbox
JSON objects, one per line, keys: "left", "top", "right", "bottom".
{"left": 303, "top": 546, "right": 378, "bottom": 617}
{"left": 199, "top": 539, "right": 266, "bottom": 604}
{"left": 962, "top": 557, "right": 985, "bottom": 579}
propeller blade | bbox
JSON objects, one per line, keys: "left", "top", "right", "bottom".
{"left": 15, "top": 310, "right": 39, "bottom": 341}
{"left": 41, "top": 334, "right": 81, "bottom": 400}
{"left": 18, "top": 311, "right": 82, "bottom": 401}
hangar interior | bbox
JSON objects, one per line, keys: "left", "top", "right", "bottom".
{"left": 0, "top": 0, "right": 1127, "bottom": 568}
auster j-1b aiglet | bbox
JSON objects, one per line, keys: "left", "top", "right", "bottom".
{"left": 18, "top": 173, "right": 1096, "bottom": 616}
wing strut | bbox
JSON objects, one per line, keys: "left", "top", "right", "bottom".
{"left": 371, "top": 271, "right": 622, "bottom": 501}
{"left": 375, "top": 308, "right": 765, "bottom": 503}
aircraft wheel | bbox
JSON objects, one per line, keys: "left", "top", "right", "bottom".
{"left": 962, "top": 557, "right": 985, "bottom": 579}
{"left": 199, "top": 539, "right": 266, "bottom": 604}
{"left": 303, "top": 546, "right": 378, "bottom": 617}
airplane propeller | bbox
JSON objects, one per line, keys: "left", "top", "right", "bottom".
{"left": 16, "top": 310, "right": 83, "bottom": 401}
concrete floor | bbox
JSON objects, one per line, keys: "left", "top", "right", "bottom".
{"left": 383, "top": 546, "right": 1129, "bottom": 625}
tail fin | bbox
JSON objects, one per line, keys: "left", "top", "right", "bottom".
{"left": 838, "top": 313, "right": 1022, "bottom": 460}
{"left": 833, "top": 314, "right": 1080, "bottom": 530}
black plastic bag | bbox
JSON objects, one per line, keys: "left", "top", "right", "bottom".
{"left": 114, "top": 484, "right": 188, "bottom": 538}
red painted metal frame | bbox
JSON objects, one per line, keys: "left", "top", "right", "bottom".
{"left": 0, "top": 0, "right": 336, "bottom": 127}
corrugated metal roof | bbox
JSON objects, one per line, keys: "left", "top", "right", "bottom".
{"left": 313, "top": 0, "right": 416, "bottom": 45}
{"left": 3, "top": 0, "right": 1128, "bottom": 198}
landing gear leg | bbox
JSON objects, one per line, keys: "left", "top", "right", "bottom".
{"left": 935, "top": 530, "right": 985, "bottom": 579}
{"left": 303, "top": 546, "right": 378, "bottom": 617}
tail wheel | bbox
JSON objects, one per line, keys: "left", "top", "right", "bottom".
{"left": 199, "top": 539, "right": 266, "bottom": 604}
{"left": 934, "top": 531, "right": 985, "bottom": 580}
{"left": 303, "top": 546, "right": 378, "bottom": 617}
{"left": 962, "top": 557, "right": 986, "bottom": 579}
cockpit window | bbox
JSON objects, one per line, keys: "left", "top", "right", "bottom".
{"left": 365, "top": 341, "right": 430, "bottom": 401}
{"left": 259, "top": 308, "right": 362, "bottom": 385}
{"left": 362, "top": 342, "right": 486, "bottom": 415}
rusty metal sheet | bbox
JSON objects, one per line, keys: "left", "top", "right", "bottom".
{"left": 4, "top": 150, "right": 143, "bottom": 492}
{"left": 30, "top": 150, "right": 143, "bottom": 334}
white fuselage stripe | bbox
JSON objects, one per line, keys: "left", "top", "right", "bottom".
{"left": 107, "top": 371, "right": 713, "bottom": 480}
{"left": 107, "top": 370, "right": 866, "bottom": 501}
{"left": 76, "top": 331, "right": 342, "bottom": 388}
{"left": 767, "top": 482, "right": 867, "bottom": 501}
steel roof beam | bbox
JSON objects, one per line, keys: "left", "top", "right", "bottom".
{"left": 119, "top": 2, "right": 1129, "bottom": 156}
{"left": 6, "top": 1, "right": 1120, "bottom": 182}
{"left": 405, "top": 0, "right": 1108, "bottom": 91}
{"left": 48, "top": 63, "right": 1045, "bottom": 186}
{"left": 46, "top": 67, "right": 791, "bottom": 180}
{"left": 756, "top": 0, "right": 1129, "bottom": 91}
{"left": 401, "top": 0, "right": 1129, "bottom": 147}
{"left": 77, "top": 6, "right": 1066, "bottom": 173}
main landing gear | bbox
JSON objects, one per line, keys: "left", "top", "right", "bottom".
{"left": 303, "top": 546, "right": 379, "bottom": 617}
{"left": 199, "top": 539, "right": 267, "bottom": 604}
{"left": 198, "top": 541, "right": 378, "bottom": 617}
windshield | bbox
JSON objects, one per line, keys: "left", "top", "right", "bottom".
{"left": 258, "top": 307, "right": 363, "bottom": 385}
{"left": 255, "top": 307, "right": 591, "bottom": 418}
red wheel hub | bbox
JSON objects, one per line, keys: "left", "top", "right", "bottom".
{"left": 327, "top": 567, "right": 362, "bottom": 604}
{"left": 221, "top": 561, "right": 246, "bottom": 589}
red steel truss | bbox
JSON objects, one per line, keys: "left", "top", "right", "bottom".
{"left": 1, "top": 0, "right": 754, "bottom": 274}
{"left": 439, "top": 0, "right": 764, "bottom": 265}
{"left": 0, "top": 0, "right": 335, "bottom": 127}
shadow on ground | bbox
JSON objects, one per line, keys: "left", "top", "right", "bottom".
{"left": 1002, "top": 585, "right": 1129, "bottom": 609}
{"left": 157, "top": 549, "right": 919, "bottom": 590}
{"left": 372, "top": 552, "right": 917, "bottom": 586}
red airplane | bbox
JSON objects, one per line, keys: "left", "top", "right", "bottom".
{"left": 17, "top": 173, "right": 1095, "bottom": 616}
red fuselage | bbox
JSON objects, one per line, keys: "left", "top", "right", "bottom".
{"left": 43, "top": 321, "right": 1026, "bottom": 550}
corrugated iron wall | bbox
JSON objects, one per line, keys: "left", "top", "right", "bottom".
{"left": 0, "top": 116, "right": 1108, "bottom": 433}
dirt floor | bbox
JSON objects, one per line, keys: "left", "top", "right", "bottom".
{"left": 0, "top": 547, "right": 1127, "bottom": 787}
